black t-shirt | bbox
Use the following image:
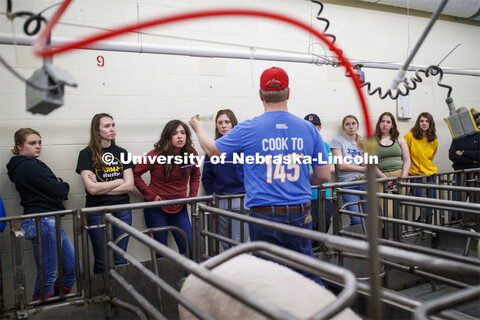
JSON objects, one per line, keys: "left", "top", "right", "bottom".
{"left": 76, "top": 145, "right": 134, "bottom": 207}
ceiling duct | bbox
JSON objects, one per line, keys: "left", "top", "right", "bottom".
{"left": 355, "top": 0, "right": 480, "bottom": 19}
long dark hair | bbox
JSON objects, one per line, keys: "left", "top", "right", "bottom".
{"left": 410, "top": 112, "right": 437, "bottom": 142}
{"left": 214, "top": 109, "right": 239, "bottom": 139}
{"left": 154, "top": 120, "right": 196, "bottom": 179}
{"left": 88, "top": 113, "right": 115, "bottom": 170}
{"left": 375, "top": 112, "right": 399, "bottom": 141}
{"left": 342, "top": 115, "right": 363, "bottom": 150}
{"left": 12, "top": 128, "right": 41, "bottom": 155}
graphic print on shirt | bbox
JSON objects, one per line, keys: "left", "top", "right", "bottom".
{"left": 346, "top": 148, "right": 362, "bottom": 158}
{"left": 96, "top": 156, "right": 124, "bottom": 182}
{"left": 261, "top": 136, "right": 308, "bottom": 184}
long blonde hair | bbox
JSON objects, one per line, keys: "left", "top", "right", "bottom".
{"left": 342, "top": 115, "right": 363, "bottom": 150}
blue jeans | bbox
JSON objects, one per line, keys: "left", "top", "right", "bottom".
{"left": 87, "top": 210, "right": 132, "bottom": 274}
{"left": 217, "top": 198, "right": 249, "bottom": 250}
{"left": 249, "top": 207, "right": 324, "bottom": 286}
{"left": 341, "top": 185, "right": 366, "bottom": 226}
{"left": 144, "top": 205, "right": 192, "bottom": 256}
{"left": 412, "top": 178, "right": 435, "bottom": 224}
{"left": 22, "top": 217, "right": 76, "bottom": 299}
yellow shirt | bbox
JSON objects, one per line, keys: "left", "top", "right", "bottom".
{"left": 404, "top": 131, "right": 438, "bottom": 175}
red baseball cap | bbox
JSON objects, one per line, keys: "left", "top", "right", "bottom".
{"left": 260, "top": 67, "right": 289, "bottom": 91}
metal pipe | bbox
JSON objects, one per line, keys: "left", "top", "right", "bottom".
{"left": 110, "top": 298, "right": 148, "bottom": 320}
{"left": 340, "top": 231, "right": 480, "bottom": 266}
{"left": 365, "top": 138, "right": 381, "bottom": 319}
{"left": 1, "top": 35, "right": 479, "bottom": 76}
{"left": 353, "top": 282, "right": 479, "bottom": 320}
{"left": 391, "top": 0, "right": 449, "bottom": 88}
{"left": 108, "top": 242, "right": 213, "bottom": 320}
{"left": 105, "top": 214, "right": 298, "bottom": 320}
{"left": 397, "top": 182, "right": 480, "bottom": 193}
{"left": 54, "top": 215, "right": 64, "bottom": 295}
{"left": 336, "top": 208, "right": 480, "bottom": 239}
{"left": 200, "top": 205, "right": 480, "bottom": 276}
{"left": 80, "top": 196, "right": 212, "bottom": 214}
{"left": 108, "top": 269, "right": 167, "bottom": 320}
{"left": 414, "top": 285, "right": 480, "bottom": 320}
{"left": 35, "top": 217, "right": 46, "bottom": 300}
{"left": 338, "top": 188, "right": 480, "bottom": 212}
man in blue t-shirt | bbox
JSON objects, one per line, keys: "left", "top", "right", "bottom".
{"left": 190, "top": 67, "right": 331, "bottom": 284}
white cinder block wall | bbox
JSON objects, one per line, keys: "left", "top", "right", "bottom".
{"left": 1, "top": 0, "right": 479, "bottom": 300}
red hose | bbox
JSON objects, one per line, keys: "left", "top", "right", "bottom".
{"left": 34, "top": 3, "right": 372, "bottom": 136}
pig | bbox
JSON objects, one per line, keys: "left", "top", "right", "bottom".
{"left": 179, "top": 254, "right": 360, "bottom": 320}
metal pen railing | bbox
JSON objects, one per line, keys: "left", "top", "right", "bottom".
{"left": 1, "top": 169, "right": 478, "bottom": 318}
{"left": 195, "top": 203, "right": 479, "bottom": 318}
{"left": 413, "top": 285, "right": 480, "bottom": 320}
{"left": 0, "top": 209, "right": 82, "bottom": 315}
{"left": 78, "top": 196, "right": 212, "bottom": 298}
{"left": 104, "top": 212, "right": 359, "bottom": 320}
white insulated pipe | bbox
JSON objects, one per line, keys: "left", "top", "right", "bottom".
{"left": 1, "top": 34, "right": 479, "bottom": 77}
{"left": 355, "top": 0, "right": 480, "bottom": 19}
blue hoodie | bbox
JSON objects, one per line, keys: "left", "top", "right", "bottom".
{"left": 202, "top": 154, "right": 245, "bottom": 195}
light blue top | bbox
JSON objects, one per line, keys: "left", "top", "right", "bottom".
{"left": 311, "top": 142, "right": 332, "bottom": 200}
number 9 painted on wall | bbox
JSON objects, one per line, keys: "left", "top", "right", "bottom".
{"left": 97, "top": 55, "right": 104, "bottom": 67}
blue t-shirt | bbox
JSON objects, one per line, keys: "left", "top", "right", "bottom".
{"left": 215, "top": 111, "right": 328, "bottom": 207}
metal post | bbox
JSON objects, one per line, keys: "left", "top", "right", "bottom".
{"left": 104, "top": 213, "right": 114, "bottom": 298}
{"left": 55, "top": 215, "right": 64, "bottom": 295}
{"left": 10, "top": 219, "right": 26, "bottom": 312}
{"left": 81, "top": 209, "right": 92, "bottom": 298}
{"left": 366, "top": 138, "right": 381, "bottom": 319}
{"left": 72, "top": 209, "right": 82, "bottom": 296}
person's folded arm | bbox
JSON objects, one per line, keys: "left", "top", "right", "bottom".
{"left": 80, "top": 170, "right": 124, "bottom": 195}
{"left": 106, "top": 168, "right": 134, "bottom": 195}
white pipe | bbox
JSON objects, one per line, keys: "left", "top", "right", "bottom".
{"left": 1, "top": 34, "right": 479, "bottom": 76}
{"left": 355, "top": 0, "right": 480, "bottom": 19}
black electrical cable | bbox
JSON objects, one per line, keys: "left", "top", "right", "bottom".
{"left": 358, "top": 65, "right": 453, "bottom": 100}
{"left": 6, "top": 0, "right": 49, "bottom": 37}
{"left": 311, "top": 0, "right": 338, "bottom": 50}
{"left": 4, "top": 0, "right": 61, "bottom": 91}
{"left": 309, "top": 0, "right": 454, "bottom": 101}
{"left": 0, "top": 55, "right": 61, "bottom": 91}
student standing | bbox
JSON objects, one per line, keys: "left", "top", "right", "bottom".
{"left": 202, "top": 109, "right": 248, "bottom": 249}
{"left": 76, "top": 113, "right": 134, "bottom": 274}
{"left": 7, "top": 128, "right": 76, "bottom": 299}
{"left": 330, "top": 115, "right": 368, "bottom": 226}
{"left": 448, "top": 132, "right": 479, "bottom": 220}
{"left": 375, "top": 112, "right": 411, "bottom": 217}
{"left": 133, "top": 120, "right": 200, "bottom": 255}
{"left": 404, "top": 112, "right": 438, "bottom": 223}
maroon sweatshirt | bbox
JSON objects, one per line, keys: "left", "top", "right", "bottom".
{"left": 133, "top": 150, "right": 200, "bottom": 213}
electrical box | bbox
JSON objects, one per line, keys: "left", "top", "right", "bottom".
{"left": 26, "top": 64, "right": 77, "bottom": 115}
{"left": 444, "top": 107, "right": 480, "bottom": 139}
{"left": 26, "top": 68, "right": 64, "bottom": 115}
